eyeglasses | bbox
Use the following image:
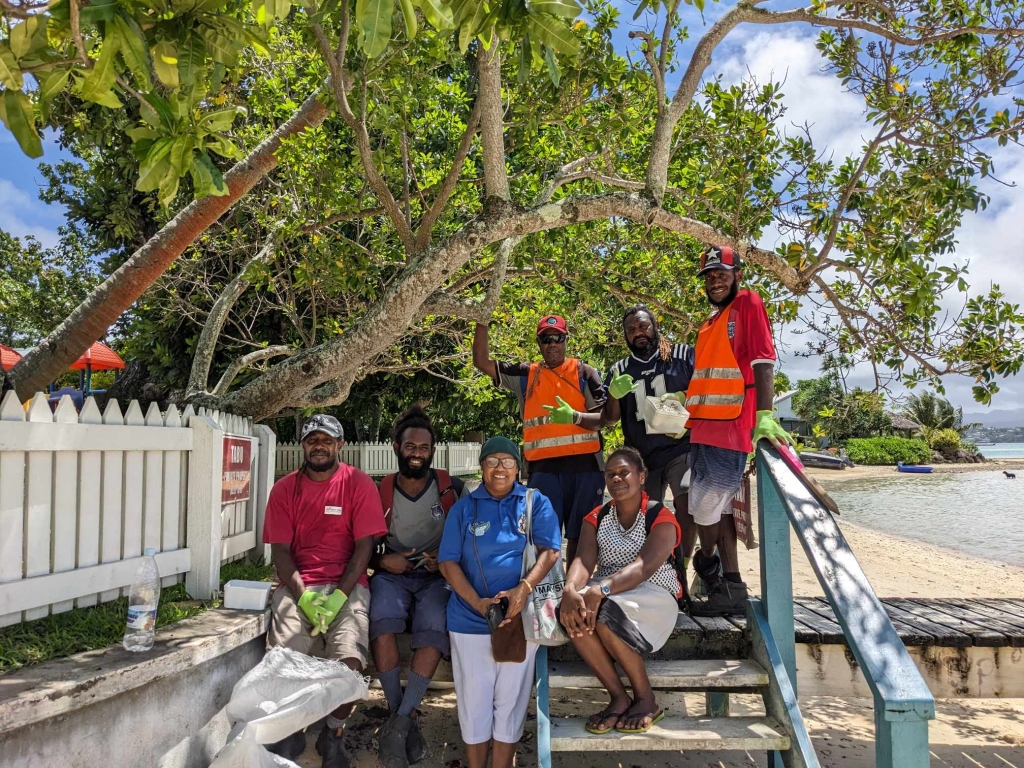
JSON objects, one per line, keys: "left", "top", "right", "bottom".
{"left": 537, "top": 333, "right": 567, "bottom": 345}
{"left": 482, "top": 457, "right": 518, "bottom": 469}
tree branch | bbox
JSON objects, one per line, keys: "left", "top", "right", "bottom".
{"left": 477, "top": 45, "right": 511, "bottom": 203}
{"left": 213, "top": 346, "right": 296, "bottom": 395}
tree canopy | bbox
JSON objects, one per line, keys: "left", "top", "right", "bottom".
{"left": 3, "top": 0, "right": 1024, "bottom": 419}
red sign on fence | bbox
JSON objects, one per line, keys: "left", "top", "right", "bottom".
{"left": 222, "top": 436, "right": 253, "bottom": 504}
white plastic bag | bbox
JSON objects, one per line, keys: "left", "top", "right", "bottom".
{"left": 210, "top": 645, "right": 369, "bottom": 768}
{"left": 521, "top": 489, "right": 568, "bottom": 647}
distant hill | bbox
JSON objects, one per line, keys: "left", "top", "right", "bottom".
{"left": 962, "top": 408, "right": 1024, "bottom": 429}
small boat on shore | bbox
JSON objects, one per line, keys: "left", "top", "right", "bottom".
{"left": 897, "top": 462, "right": 933, "bottom": 473}
{"left": 800, "top": 451, "right": 851, "bottom": 470}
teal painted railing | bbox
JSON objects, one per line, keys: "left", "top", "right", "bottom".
{"left": 756, "top": 442, "right": 935, "bottom": 767}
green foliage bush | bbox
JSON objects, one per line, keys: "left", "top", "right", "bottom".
{"left": 844, "top": 437, "right": 931, "bottom": 465}
{"left": 928, "top": 428, "right": 963, "bottom": 453}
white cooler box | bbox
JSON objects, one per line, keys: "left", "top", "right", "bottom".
{"left": 223, "top": 579, "right": 274, "bottom": 610}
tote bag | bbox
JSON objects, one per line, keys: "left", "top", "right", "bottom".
{"left": 521, "top": 489, "right": 568, "bottom": 646}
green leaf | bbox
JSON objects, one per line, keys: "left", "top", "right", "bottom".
{"left": 127, "top": 126, "right": 161, "bottom": 141}
{"left": 450, "top": 0, "right": 476, "bottom": 26}
{"left": 204, "top": 132, "right": 241, "bottom": 159}
{"left": 543, "top": 44, "right": 560, "bottom": 86}
{"left": 157, "top": 168, "right": 181, "bottom": 208}
{"left": 36, "top": 68, "right": 71, "bottom": 105}
{"left": 459, "top": 1, "right": 485, "bottom": 52}
{"left": 169, "top": 134, "right": 195, "bottom": 175}
{"left": 528, "top": 0, "right": 581, "bottom": 18}
{"left": 0, "top": 44, "right": 24, "bottom": 90}
{"left": 200, "top": 27, "right": 241, "bottom": 67}
{"left": 413, "top": 0, "right": 455, "bottom": 29}
{"left": 79, "top": 0, "right": 118, "bottom": 22}
{"left": 398, "top": 0, "right": 418, "bottom": 38}
{"left": 198, "top": 105, "right": 246, "bottom": 133}
{"left": 177, "top": 33, "right": 207, "bottom": 103}
{"left": 3, "top": 89, "right": 43, "bottom": 158}
{"left": 141, "top": 91, "right": 177, "bottom": 131}
{"left": 632, "top": 0, "right": 648, "bottom": 20}
{"left": 113, "top": 13, "right": 154, "bottom": 91}
{"left": 152, "top": 41, "right": 180, "bottom": 88}
{"left": 10, "top": 17, "right": 47, "bottom": 60}
{"left": 356, "top": 0, "right": 393, "bottom": 58}
{"left": 526, "top": 15, "right": 579, "bottom": 56}
{"left": 136, "top": 137, "right": 176, "bottom": 192}
{"left": 193, "top": 152, "right": 229, "bottom": 197}
{"left": 79, "top": 30, "right": 123, "bottom": 107}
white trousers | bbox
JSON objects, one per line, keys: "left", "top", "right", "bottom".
{"left": 449, "top": 631, "right": 539, "bottom": 745}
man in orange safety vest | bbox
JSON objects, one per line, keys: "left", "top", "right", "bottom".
{"left": 473, "top": 315, "right": 607, "bottom": 563}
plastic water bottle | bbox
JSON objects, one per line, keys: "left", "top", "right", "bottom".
{"left": 123, "top": 547, "right": 160, "bottom": 652}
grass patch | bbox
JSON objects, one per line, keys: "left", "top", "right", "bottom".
{"left": 0, "top": 559, "right": 277, "bottom": 675}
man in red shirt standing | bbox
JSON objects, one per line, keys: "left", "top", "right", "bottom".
{"left": 263, "top": 414, "right": 388, "bottom": 768}
{"left": 682, "top": 246, "right": 795, "bottom": 616}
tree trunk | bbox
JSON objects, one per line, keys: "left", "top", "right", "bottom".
{"left": 8, "top": 89, "right": 329, "bottom": 399}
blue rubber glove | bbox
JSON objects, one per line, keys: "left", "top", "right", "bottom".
{"left": 752, "top": 410, "right": 796, "bottom": 449}
{"left": 542, "top": 396, "right": 577, "bottom": 425}
{"left": 608, "top": 372, "right": 635, "bottom": 399}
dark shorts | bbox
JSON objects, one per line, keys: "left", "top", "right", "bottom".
{"left": 528, "top": 469, "right": 605, "bottom": 540}
{"left": 644, "top": 452, "right": 689, "bottom": 506}
{"left": 689, "top": 443, "right": 747, "bottom": 526}
{"left": 369, "top": 570, "right": 451, "bottom": 656}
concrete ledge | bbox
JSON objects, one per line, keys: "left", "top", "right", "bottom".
{"left": 0, "top": 607, "right": 270, "bottom": 734}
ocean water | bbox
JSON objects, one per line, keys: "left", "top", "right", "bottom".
{"left": 977, "top": 442, "right": 1024, "bottom": 459}
{"left": 819, "top": 471, "right": 1024, "bottom": 567}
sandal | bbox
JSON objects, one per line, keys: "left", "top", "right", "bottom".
{"left": 585, "top": 708, "right": 626, "bottom": 735}
{"left": 615, "top": 708, "right": 665, "bottom": 734}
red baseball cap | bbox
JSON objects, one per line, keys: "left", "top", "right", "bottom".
{"left": 536, "top": 315, "right": 568, "bottom": 335}
{"left": 698, "top": 245, "right": 743, "bottom": 275}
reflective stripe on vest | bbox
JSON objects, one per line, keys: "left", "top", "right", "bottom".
{"left": 685, "top": 308, "right": 745, "bottom": 421}
{"left": 522, "top": 358, "right": 601, "bottom": 461}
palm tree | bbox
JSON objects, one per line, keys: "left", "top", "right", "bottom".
{"left": 901, "top": 392, "right": 981, "bottom": 437}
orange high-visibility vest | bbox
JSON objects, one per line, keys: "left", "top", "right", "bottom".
{"left": 522, "top": 358, "right": 601, "bottom": 461}
{"left": 685, "top": 308, "right": 746, "bottom": 421}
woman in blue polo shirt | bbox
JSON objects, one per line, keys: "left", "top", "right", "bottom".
{"left": 438, "top": 437, "right": 561, "bottom": 768}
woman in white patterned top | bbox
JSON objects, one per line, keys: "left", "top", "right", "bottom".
{"left": 559, "top": 447, "right": 682, "bottom": 736}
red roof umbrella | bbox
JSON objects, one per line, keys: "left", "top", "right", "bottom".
{"left": 69, "top": 342, "right": 125, "bottom": 371}
{"left": 0, "top": 343, "right": 21, "bottom": 371}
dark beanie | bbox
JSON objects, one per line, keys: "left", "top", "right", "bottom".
{"left": 479, "top": 436, "right": 522, "bottom": 467}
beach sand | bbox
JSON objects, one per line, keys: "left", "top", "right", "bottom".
{"left": 296, "top": 459, "right": 1024, "bottom": 768}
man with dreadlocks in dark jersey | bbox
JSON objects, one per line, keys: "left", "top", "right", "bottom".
{"left": 546, "top": 306, "right": 696, "bottom": 591}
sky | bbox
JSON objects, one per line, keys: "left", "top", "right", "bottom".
{"left": 2, "top": 2, "right": 1022, "bottom": 418}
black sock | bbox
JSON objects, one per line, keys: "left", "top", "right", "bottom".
{"left": 724, "top": 571, "right": 743, "bottom": 584}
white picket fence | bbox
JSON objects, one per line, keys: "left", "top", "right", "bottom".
{"left": 0, "top": 392, "right": 275, "bottom": 625}
{"left": 275, "top": 441, "right": 482, "bottom": 478}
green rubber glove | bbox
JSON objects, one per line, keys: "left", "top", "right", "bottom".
{"left": 752, "top": 410, "right": 797, "bottom": 449}
{"left": 542, "top": 396, "right": 576, "bottom": 425}
{"left": 608, "top": 372, "right": 635, "bottom": 400}
{"left": 322, "top": 588, "right": 348, "bottom": 620}
{"left": 297, "top": 589, "right": 329, "bottom": 627}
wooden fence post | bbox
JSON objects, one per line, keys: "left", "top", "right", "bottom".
{"left": 252, "top": 424, "right": 276, "bottom": 564}
{"left": 186, "top": 416, "right": 224, "bottom": 599}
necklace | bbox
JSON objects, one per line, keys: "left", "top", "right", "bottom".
{"left": 612, "top": 503, "right": 643, "bottom": 536}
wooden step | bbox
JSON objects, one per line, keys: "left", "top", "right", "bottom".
{"left": 549, "top": 715, "right": 790, "bottom": 752}
{"left": 548, "top": 658, "right": 769, "bottom": 690}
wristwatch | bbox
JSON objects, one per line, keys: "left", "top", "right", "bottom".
{"left": 599, "top": 582, "right": 612, "bottom": 597}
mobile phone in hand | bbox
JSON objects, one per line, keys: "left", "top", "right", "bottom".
{"left": 486, "top": 597, "right": 510, "bottom": 632}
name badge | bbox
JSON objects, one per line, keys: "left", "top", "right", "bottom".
{"left": 324, "top": 505, "right": 343, "bottom": 516}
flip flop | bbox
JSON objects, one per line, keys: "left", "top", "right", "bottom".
{"left": 585, "top": 709, "right": 626, "bottom": 735}
{"left": 615, "top": 708, "right": 665, "bottom": 734}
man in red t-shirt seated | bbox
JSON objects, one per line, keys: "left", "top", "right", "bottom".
{"left": 263, "top": 414, "right": 388, "bottom": 768}
{"left": 681, "top": 246, "right": 795, "bottom": 616}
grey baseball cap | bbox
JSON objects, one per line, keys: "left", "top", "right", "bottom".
{"left": 301, "top": 414, "right": 344, "bottom": 441}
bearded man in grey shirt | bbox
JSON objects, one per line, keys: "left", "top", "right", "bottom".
{"left": 370, "top": 406, "right": 464, "bottom": 768}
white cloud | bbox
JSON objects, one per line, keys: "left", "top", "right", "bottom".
{"left": 0, "top": 178, "right": 62, "bottom": 249}
{"left": 711, "top": 29, "right": 870, "bottom": 161}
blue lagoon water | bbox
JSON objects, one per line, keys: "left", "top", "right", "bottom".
{"left": 818, "top": 471, "right": 1024, "bottom": 567}
{"left": 977, "top": 442, "right": 1024, "bottom": 459}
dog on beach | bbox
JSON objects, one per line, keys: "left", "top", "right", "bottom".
{"left": 1005, "top": 471, "right": 1017, "bottom": 479}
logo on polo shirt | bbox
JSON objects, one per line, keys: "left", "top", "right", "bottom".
{"left": 430, "top": 501, "right": 444, "bottom": 521}
{"left": 324, "top": 505, "right": 343, "bottom": 516}
{"left": 518, "top": 513, "right": 527, "bottom": 534}
{"left": 470, "top": 521, "right": 491, "bottom": 536}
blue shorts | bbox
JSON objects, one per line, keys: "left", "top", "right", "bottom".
{"left": 369, "top": 570, "right": 451, "bottom": 656}
{"left": 528, "top": 470, "right": 605, "bottom": 540}
{"left": 689, "top": 443, "right": 747, "bottom": 526}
